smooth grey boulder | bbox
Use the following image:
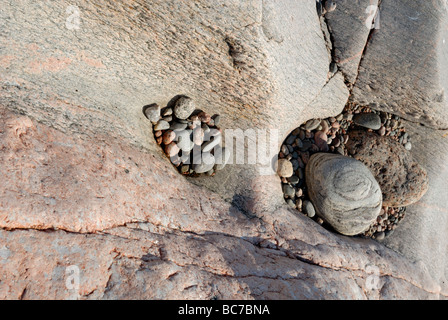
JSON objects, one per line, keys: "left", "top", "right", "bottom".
{"left": 306, "top": 153, "right": 383, "bottom": 236}
{"left": 352, "top": 0, "right": 448, "bottom": 129}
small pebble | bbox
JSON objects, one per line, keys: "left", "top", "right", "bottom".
{"left": 404, "top": 142, "right": 412, "bottom": 151}
{"left": 162, "top": 130, "right": 176, "bottom": 145}
{"left": 144, "top": 104, "right": 161, "bottom": 124}
{"left": 277, "top": 159, "right": 294, "bottom": 178}
{"left": 283, "top": 184, "right": 296, "bottom": 198}
{"left": 181, "top": 165, "right": 190, "bottom": 174}
{"left": 296, "top": 199, "right": 303, "bottom": 210}
{"left": 154, "top": 120, "right": 170, "bottom": 131}
{"left": 304, "top": 119, "right": 321, "bottom": 131}
{"left": 353, "top": 113, "right": 382, "bottom": 130}
{"left": 170, "top": 122, "right": 188, "bottom": 131}
{"left": 154, "top": 130, "right": 163, "bottom": 138}
{"left": 162, "top": 107, "right": 173, "bottom": 117}
{"left": 288, "top": 175, "right": 300, "bottom": 185}
{"left": 286, "top": 199, "right": 296, "bottom": 208}
{"left": 375, "top": 232, "right": 385, "bottom": 241}
{"left": 198, "top": 111, "right": 211, "bottom": 124}
{"left": 303, "top": 200, "right": 316, "bottom": 218}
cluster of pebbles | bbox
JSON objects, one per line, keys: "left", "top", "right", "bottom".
{"left": 363, "top": 207, "right": 407, "bottom": 240}
{"left": 144, "top": 96, "right": 230, "bottom": 176}
{"left": 279, "top": 103, "right": 410, "bottom": 239}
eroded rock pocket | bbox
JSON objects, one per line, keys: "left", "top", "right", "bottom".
{"left": 278, "top": 103, "right": 429, "bottom": 240}
{"left": 143, "top": 96, "right": 230, "bottom": 176}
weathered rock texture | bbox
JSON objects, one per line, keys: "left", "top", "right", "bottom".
{"left": 351, "top": 0, "right": 448, "bottom": 129}
{"left": 306, "top": 153, "right": 382, "bottom": 236}
{"left": 0, "top": 0, "right": 447, "bottom": 299}
{"left": 346, "top": 131, "right": 429, "bottom": 207}
{"left": 325, "top": 0, "right": 379, "bottom": 84}
{"left": 382, "top": 120, "right": 448, "bottom": 296}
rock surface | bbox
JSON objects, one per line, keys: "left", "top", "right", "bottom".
{"left": 306, "top": 153, "right": 383, "bottom": 236}
{"left": 346, "top": 131, "right": 429, "bottom": 207}
{"left": 0, "top": 0, "right": 446, "bottom": 300}
{"left": 325, "top": 0, "right": 379, "bottom": 84}
{"left": 352, "top": 0, "right": 448, "bottom": 129}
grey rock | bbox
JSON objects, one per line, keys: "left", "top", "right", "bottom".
{"left": 162, "top": 107, "right": 173, "bottom": 117}
{"left": 282, "top": 184, "right": 295, "bottom": 198}
{"left": 304, "top": 119, "right": 321, "bottom": 131}
{"left": 288, "top": 175, "right": 300, "bottom": 185}
{"left": 353, "top": 113, "right": 381, "bottom": 130}
{"left": 405, "top": 142, "right": 412, "bottom": 151}
{"left": 174, "top": 96, "right": 196, "bottom": 120}
{"left": 375, "top": 232, "right": 385, "bottom": 241}
{"left": 170, "top": 122, "right": 188, "bottom": 131}
{"left": 306, "top": 153, "right": 383, "bottom": 236}
{"left": 154, "top": 120, "right": 170, "bottom": 131}
{"left": 303, "top": 200, "right": 316, "bottom": 218}
{"left": 144, "top": 104, "right": 161, "bottom": 124}
{"left": 286, "top": 199, "right": 296, "bottom": 208}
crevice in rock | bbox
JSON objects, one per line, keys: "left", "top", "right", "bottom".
{"left": 352, "top": 0, "right": 383, "bottom": 90}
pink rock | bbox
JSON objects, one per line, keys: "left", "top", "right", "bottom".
{"left": 314, "top": 131, "right": 329, "bottom": 151}
{"left": 162, "top": 130, "right": 176, "bottom": 145}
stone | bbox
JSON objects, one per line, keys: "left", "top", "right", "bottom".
{"left": 346, "top": 131, "right": 429, "bottom": 207}
{"left": 304, "top": 119, "right": 321, "bottom": 131}
{"left": 154, "top": 120, "right": 170, "bottom": 131}
{"left": 170, "top": 122, "right": 188, "bottom": 131}
{"left": 165, "top": 142, "right": 180, "bottom": 157}
{"left": 321, "top": 120, "right": 330, "bottom": 134}
{"left": 405, "top": 142, "right": 412, "bottom": 151}
{"left": 303, "top": 200, "right": 316, "bottom": 218}
{"left": 192, "top": 152, "right": 215, "bottom": 174}
{"left": 314, "top": 131, "right": 329, "bottom": 151}
{"left": 162, "top": 130, "right": 176, "bottom": 145}
{"left": 288, "top": 175, "right": 300, "bottom": 185}
{"left": 282, "top": 184, "right": 295, "bottom": 198}
{"left": 174, "top": 96, "right": 195, "bottom": 120}
{"left": 180, "top": 164, "right": 190, "bottom": 174}
{"left": 162, "top": 107, "right": 173, "bottom": 117}
{"left": 198, "top": 112, "right": 211, "bottom": 124}
{"left": 277, "top": 159, "right": 293, "bottom": 178}
{"left": 306, "top": 153, "right": 383, "bottom": 236}
{"left": 353, "top": 113, "right": 382, "bottom": 130}
{"left": 375, "top": 232, "right": 385, "bottom": 241}
{"left": 143, "top": 104, "right": 161, "bottom": 124}
{"left": 1, "top": 0, "right": 444, "bottom": 300}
